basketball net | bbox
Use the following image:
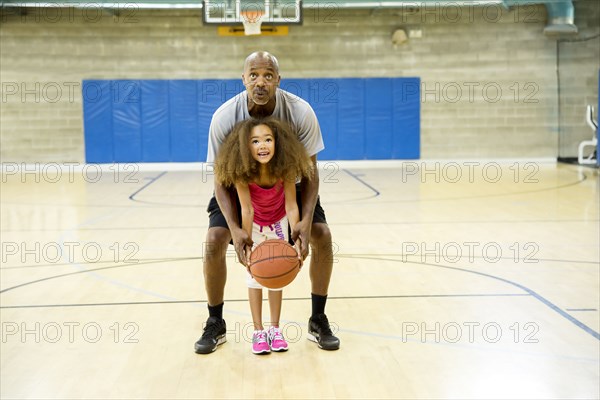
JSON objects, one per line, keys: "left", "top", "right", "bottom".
{"left": 241, "top": 10, "right": 265, "bottom": 36}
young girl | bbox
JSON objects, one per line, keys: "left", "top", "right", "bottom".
{"left": 214, "top": 117, "right": 314, "bottom": 354}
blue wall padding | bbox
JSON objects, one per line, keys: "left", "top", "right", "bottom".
{"left": 393, "top": 78, "right": 421, "bottom": 159}
{"left": 83, "top": 78, "right": 420, "bottom": 162}
{"left": 83, "top": 80, "right": 113, "bottom": 163}
{"left": 366, "top": 78, "right": 393, "bottom": 160}
{"left": 337, "top": 79, "right": 365, "bottom": 160}
{"left": 169, "top": 80, "right": 199, "bottom": 162}
{"left": 141, "top": 81, "right": 170, "bottom": 162}
{"left": 112, "top": 80, "right": 142, "bottom": 162}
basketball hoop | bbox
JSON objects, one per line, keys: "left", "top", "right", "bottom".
{"left": 203, "top": 0, "right": 301, "bottom": 37}
{"left": 241, "top": 10, "right": 265, "bottom": 36}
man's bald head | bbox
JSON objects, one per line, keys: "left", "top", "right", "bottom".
{"left": 244, "top": 51, "right": 280, "bottom": 74}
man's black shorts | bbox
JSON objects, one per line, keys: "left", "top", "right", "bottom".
{"left": 207, "top": 184, "right": 327, "bottom": 229}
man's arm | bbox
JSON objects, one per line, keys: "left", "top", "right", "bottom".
{"left": 233, "top": 182, "right": 254, "bottom": 267}
{"left": 291, "top": 155, "right": 319, "bottom": 258}
{"left": 284, "top": 178, "right": 303, "bottom": 266}
{"left": 235, "top": 183, "right": 253, "bottom": 237}
{"left": 214, "top": 180, "right": 252, "bottom": 264}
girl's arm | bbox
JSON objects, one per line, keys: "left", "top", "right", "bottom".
{"left": 283, "top": 179, "right": 303, "bottom": 267}
{"left": 235, "top": 182, "right": 254, "bottom": 267}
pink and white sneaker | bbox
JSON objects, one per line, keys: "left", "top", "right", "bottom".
{"left": 267, "top": 326, "right": 289, "bottom": 352}
{"left": 252, "top": 330, "right": 271, "bottom": 355}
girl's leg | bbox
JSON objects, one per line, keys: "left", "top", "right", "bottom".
{"left": 249, "top": 288, "right": 264, "bottom": 330}
{"left": 268, "top": 290, "right": 283, "bottom": 327}
{"left": 249, "top": 287, "right": 271, "bottom": 354}
{"left": 267, "top": 289, "right": 288, "bottom": 351}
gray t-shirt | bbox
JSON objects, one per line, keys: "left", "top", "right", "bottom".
{"left": 206, "top": 88, "right": 325, "bottom": 163}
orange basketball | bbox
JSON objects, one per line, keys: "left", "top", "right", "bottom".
{"left": 249, "top": 239, "right": 300, "bottom": 289}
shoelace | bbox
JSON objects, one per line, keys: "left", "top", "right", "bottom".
{"left": 269, "top": 329, "right": 283, "bottom": 341}
{"left": 315, "top": 315, "right": 333, "bottom": 335}
{"left": 254, "top": 332, "right": 267, "bottom": 342}
{"left": 202, "top": 320, "right": 223, "bottom": 339}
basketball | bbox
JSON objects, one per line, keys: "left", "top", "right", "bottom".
{"left": 249, "top": 239, "right": 300, "bottom": 289}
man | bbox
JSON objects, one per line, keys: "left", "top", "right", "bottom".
{"left": 195, "top": 51, "right": 339, "bottom": 354}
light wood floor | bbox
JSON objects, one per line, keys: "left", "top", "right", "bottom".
{"left": 1, "top": 161, "right": 598, "bottom": 399}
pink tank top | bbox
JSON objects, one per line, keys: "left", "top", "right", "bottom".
{"left": 249, "top": 181, "right": 286, "bottom": 226}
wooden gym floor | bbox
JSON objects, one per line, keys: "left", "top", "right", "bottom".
{"left": 1, "top": 161, "right": 598, "bottom": 399}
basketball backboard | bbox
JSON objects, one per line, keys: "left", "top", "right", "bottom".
{"left": 203, "top": 0, "right": 302, "bottom": 26}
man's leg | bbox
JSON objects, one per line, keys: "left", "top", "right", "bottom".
{"left": 307, "top": 221, "right": 340, "bottom": 350}
{"left": 294, "top": 188, "right": 340, "bottom": 350}
{"left": 204, "top": 226, "right": 231, "bottom": 306}
{"left": 309, "top": 222, "right": 333, "bottom": 296}
{"left": 195, "top": 226, "right": 231, "bottom": 354}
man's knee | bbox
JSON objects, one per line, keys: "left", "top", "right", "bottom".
{"left": 311, "top": 223, "right": 332, "bottom": 244}
{"left": 204, "top": 227, "right": 231, "bottom": 262}
{"left": 310, "top": 223, "right": 333, "bottom": 267}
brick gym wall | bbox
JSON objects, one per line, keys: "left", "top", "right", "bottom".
{"left": 1, "top": 1, "right": 598, "bottom": 162}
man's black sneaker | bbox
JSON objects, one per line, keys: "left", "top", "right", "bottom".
{"left": 194, "top": 317, "right": 226, "bottom": 354}
{"left": 308, "top": 313, "right": 340, "bottom": 350}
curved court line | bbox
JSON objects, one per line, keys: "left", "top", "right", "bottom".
{"left": 25, "top": 166, "right": 584, "bottom": 209}
{"left": 335, "top": 325, "right": 599, "bottom": 364}
{"left": 128, "top": 171, "right": 168, "bottom": 202}
{"left": 0, "top": 255, "right": 203, "bottom": 270}
{"left": 331, "top": 218, "right": 600, "bottom": 226}
{"left": 342, "top": 169, "right": 381, "bottom": 197}
{"left": 3, "top": 252, "right": 597, "bottom": 341}
{"left": 339, "top": 254, "right": 600, "bottom": 341}
{"left": 333, "top": 253, "right": 600, "bottom": 266}
{"left": 126, "top": 170, "right": 209, "bottom": 208}
{"left": 124, "top": 167, "right": 384, "bottom": 207}
{"left": 308, "top": 166, "right": 589, "bottom": 206}
{"left": 125, "top": 200, "right": 204, "bottom": 208}
{"left": 0, "top": 257, "right": 199, "bottom": 294}
{"left": 3, "top": 252, "right": 596, "bottom": 271}
{"left": 4, "top": 217, "right": 596, "bottom": 233}
{"left": 0, "top": 294, "right": 531, "bottom": 309}
{"left": 1, "top": 225, "right": 207, "bottom": 233}
{"left": 126, "top": 170, "right": 212, "bottom": 208}
{"left": 0, "top": 201, "right": 163, "bottom": 208}
{"left": 347, "top": 169, "right": 590, "bottom": 205}
{"left": 2, "top": 167, "right": 592, "bottom": 209}
{"left": 1, "top": 196, "right": 204, "bottom": 209}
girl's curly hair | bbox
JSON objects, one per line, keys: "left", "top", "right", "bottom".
{"left": 214, "top": 117, "right": 314, "bottom": 186}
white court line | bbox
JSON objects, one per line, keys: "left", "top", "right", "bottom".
{"left": 1, "top": 158, "right": 558, "bottom": 174}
